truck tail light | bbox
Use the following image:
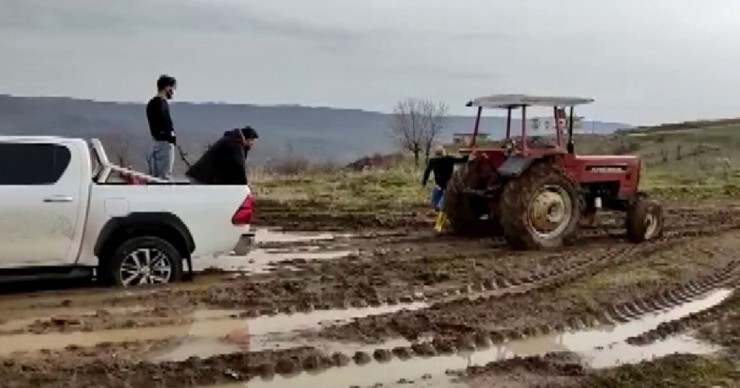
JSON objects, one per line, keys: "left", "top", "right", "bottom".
{"left": 231, "top": 194, "right": 254, "bottom": 225}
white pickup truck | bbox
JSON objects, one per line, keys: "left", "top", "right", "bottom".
{"left": 0, "top": 136, "right": 255, "bottom": 287}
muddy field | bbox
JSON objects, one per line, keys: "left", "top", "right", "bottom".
{"left": 1, "top": 201, "right": 740, "bottom": 387}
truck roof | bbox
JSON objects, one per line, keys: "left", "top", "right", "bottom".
{"left": 0, "top": 135, "right": 86, "bottom": 143}
{"left": 467, "top": 94, "right": 594, "bottom": 109}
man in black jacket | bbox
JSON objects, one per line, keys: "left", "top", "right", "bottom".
{"left": 422, "top": 146, "right": 468, "bottom": 231}
{"left": 186, "top": 126, "right": 259, "bottom": 185}
{"left": 146, "top": 75, "right": 177, "bottom": 179}
{"left": 422, "top": 146, "right": 468, "bottom": 209}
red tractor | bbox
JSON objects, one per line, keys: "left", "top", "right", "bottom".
{"left": 443, "top": 94, "right": 664, "bottom": 250}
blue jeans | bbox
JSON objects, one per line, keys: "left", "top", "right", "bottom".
{"left": 431, "top": 185, "right": 445, "bottom": 211}
{"left": 149, "top": 141, "right": 174, "bottom": 180}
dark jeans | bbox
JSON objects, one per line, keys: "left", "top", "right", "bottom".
{"left": 431, "top": 185, "right": 444, "bottom": 211}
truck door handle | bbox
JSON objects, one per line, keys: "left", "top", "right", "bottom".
{"left": 43, "top": 196, "right": 74, "bottom": 203}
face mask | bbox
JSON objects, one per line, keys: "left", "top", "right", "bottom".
{"left": 165, "top": 89, "right": 174, "bottom": 99}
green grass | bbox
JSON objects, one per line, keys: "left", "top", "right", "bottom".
{"left": 579, "top": 354, "right": 738, "bottom": 388}
{"left": 252, "top": 161, "right": 428, "bottom": 210}
{"left": 587, "top": 267, "right": 663, "bottom": 289}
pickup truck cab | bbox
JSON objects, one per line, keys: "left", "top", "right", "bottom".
{"left": 0, "top": 136, "right": 254, "bottom": 287}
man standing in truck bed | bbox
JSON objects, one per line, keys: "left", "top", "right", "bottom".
{"left": 146, "top": 75, "right": 177, "bottom": 179}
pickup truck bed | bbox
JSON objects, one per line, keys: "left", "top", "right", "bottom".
{"left": 0, "top": 136, "right": 254, "bottom": 287}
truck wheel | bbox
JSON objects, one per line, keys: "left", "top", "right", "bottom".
{"left": 443, "top": 163, "right": 478, "bottom": 234}
{"left": 500, "top": 162, "right": 581, "bottom": 250}
{"left": 103, "top": 236, "right": 183, "bottom": 287}
{"left": 626, "top": 198, "right": 664, "bottom": 243}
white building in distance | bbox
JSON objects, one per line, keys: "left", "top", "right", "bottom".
{"left": 529, "top": 116, "right": 585, "bottom": 136}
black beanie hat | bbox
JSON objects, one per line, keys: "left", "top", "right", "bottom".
{"left": 240, "top": 126, "right": 258, "bottom": 139}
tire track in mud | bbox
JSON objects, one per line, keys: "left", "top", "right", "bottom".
{"left": 187, "top": 261, "right": 740, "bottom": 386}
{"left": 3, "top": 215, "right": 737, "bottom": 338}
{"left": 625, "top": 283, "right": 740, "bottom": 347}
{"left": 4, "top": 260, "right": 729, "bottom": 388}
{"left": 255, "top": 201, "right": 740, "bottom": 233}
{"left": 253, "top": 207, "right": 740, "bottom": 288}
{"left": 311, "top": 220, "right": 740, "bottom": 343}
{"left": 2, "top": 212, "right": 740, "bottom": 386}
{"left": 257, "top": 207, "right": 740, "bottom": 279}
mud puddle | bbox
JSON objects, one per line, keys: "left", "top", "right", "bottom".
{"left": 194, "top": 249, "right": 355, "bottom": 274}
{"left": 253, "top": 229, "right": 351, "bottom": 244}
{"left": 0, "top": 302, "right": 427, "bottom": 357}
{"left": 193, "top": 229, "right": 355, "bottom": 273}
{"left": 208, "top": 289, "right": 732, "bottom": 388}
{"left": 0, "top": 306, "right": 153, "bottom": 333}
{"left": 151, "top": 302, "right": 428, "bottom": 362}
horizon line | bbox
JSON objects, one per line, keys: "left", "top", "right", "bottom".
{"left": 0, "top": 92, "right": 635, "bottom": 125}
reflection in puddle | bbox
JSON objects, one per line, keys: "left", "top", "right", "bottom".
{"left": 194, "top": 249, "right": 355, "bottom": 274}
{"left": 218, "top": 335, "right": 718, "bottom": 388}
{"left": 0, "top": 306, "right": 153, "bottom": 333}
{"left": 151, "top": 303, "right": 428, "bottom": 362}
{"left": 206, "top": 289, "right": 733, "bottom": 388}
{"left": 0, "top": 302, "right": 428, "bottom": 357}
{"left": 193, "top": 229, "right": 355, "bottom": 274}
{"left": 253, "top": 229, "right": 348, "bottom": 244}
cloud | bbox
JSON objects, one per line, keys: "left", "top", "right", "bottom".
{"left": 0, "top": 0, "right": 371, "bottom": 42}
{"left": 2, "top": 0, "right": 740, "bottom": 124}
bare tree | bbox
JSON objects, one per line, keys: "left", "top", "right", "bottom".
{"left": 389, "top": 98, "right": 449, "bottom": 165}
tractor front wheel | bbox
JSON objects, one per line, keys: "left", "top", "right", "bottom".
{"left": 626, "top": 197, "right": 664, "bottom": 243}
{"left": 500, "top": 162, "right": 582, "bottom": 250}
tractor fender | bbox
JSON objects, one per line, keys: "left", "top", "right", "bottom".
{"left": 496, "top": 156, "right": 538, "bottom": 178}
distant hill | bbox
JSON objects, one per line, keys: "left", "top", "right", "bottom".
{"left": 0, "top": 94, "right": 630, "bottom": 172}
{"left": 617, "top": 117, "right": 740, "bottom": 134}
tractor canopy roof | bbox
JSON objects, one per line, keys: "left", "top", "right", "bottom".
{"left": 466, "top": 94, "right": 594, "bottom": 109}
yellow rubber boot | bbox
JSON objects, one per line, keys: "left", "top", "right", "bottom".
{"left": 434, "top": 212, "right": 447, "bottom": 232}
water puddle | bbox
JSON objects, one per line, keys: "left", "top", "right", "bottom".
{"left": 151, "top": 303, "right": 428, "bottom": 362}
{"left": 0, "top": 302, "right": 427, "bottom": 357}
{"left": 206, "top": 289, "right": 732, "bottom": 388}
{"left": 193, "top": 228, "right": 356, "bottom": 274}
{"left": 194, "top": 249, "right": 355, "bottom": 274}
{"left": 254, "top": 229, "right": 349, "bottom": 244}
{"left": 0, "top": 306, "right": 152, "bottom": 333}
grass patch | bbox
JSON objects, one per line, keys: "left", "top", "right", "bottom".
{"left": 579, "top": 354, "right": 738, "bottom": 388}
{"left": 252, "top": 162, "right": 428, "bottom": 211}
{"left": 587, "top": 267, "right": 663, "bottom": 289}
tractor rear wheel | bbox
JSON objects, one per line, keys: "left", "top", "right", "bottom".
{"left": 626, "top": 197, "right": 664, "bottom": 242}
{"left": 443, "top": 163, "right": 478, "bottom": 234}
{"left": 499, "top": 162, "right": 581, "bottom": 250}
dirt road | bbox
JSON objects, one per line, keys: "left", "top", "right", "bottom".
{"left": 1, "top": 203, "right": 739, "bottom": 387}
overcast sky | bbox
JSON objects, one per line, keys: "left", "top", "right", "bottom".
{"left": 1, "top": 0, "right": 739, "bottom": 124}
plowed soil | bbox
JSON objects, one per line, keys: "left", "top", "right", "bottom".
{"left": 1, "top": 201, "right": 740, "bottom": 387}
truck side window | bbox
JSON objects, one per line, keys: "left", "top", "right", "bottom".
{"left": 0, "top": 143, "right": 72, "bottom": 185}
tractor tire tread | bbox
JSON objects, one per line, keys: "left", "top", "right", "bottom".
{"left": 499, "top": 161, "right": 581, "bottom": 250}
